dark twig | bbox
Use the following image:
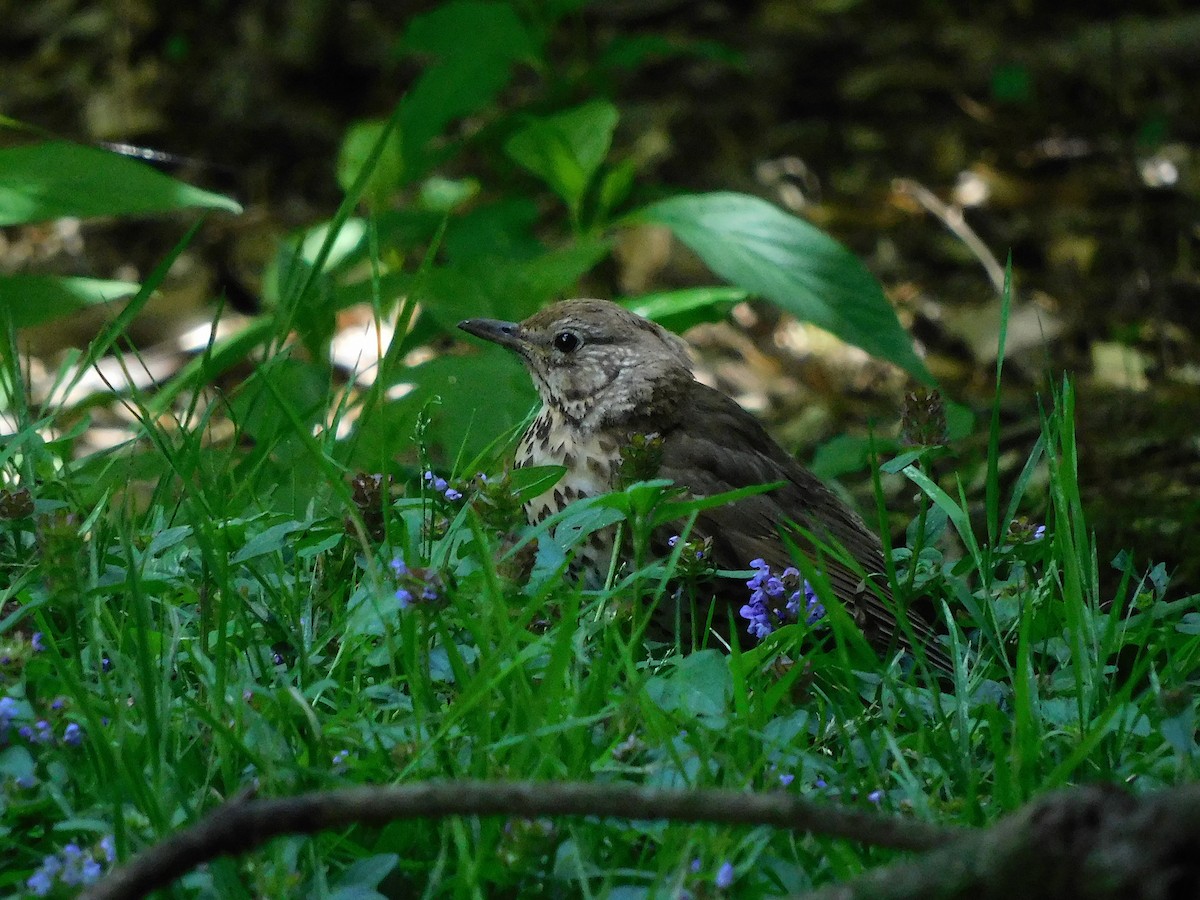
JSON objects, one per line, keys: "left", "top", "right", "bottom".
{"left": 82, "top": 779, "right": 962, "bottom": 900}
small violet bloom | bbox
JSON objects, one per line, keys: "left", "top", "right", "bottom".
{"left": 739, "top": 559, "right": 824, "bottom": 639}
{"left": 31, "top": 632, "right": 45, "bottom": 652}
{"left": 19, "top": 720, "right": 54, "bottom": 745}
{"left": 62, "top": 722, "right": 83, "bottom": 746}
{"left": 715, "top": 861, "right": 735, "bottom": 889}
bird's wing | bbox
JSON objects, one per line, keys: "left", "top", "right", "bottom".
{"left": 654, "top": 382, "right": 949, "bottom": 670}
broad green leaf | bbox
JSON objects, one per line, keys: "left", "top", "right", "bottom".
{"left": 623, "top": 286, "right": 747, "bottom": 333}
{"left": 509, "top": 465, "right": 566, "bottom": 500}
{"left": 629, "top": 192, "right": 933, "bottom": 383}
{"left": 351, "top": 351, "right": 535, "bottom": 466}
{"left": 415, "top": 239, "right": 611, "bottom": 325}
{"left": 651, "top": 481, "right": 783, "bottom": 528}
{"left": 0, "top": 141, "right": 242, "bottom": 225}
{"left": 336, "top": 121, "right": 406, "bottom": 204}
{"left": 505, "top": 101, "right": 619, "bottom": 212}
{"left": 395, "top": 1, "right": 539, "bottom": 181}
{"left": 0, "top": 274, "right": 138, "bottom": 327}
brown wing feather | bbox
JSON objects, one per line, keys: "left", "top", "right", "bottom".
{"left": 651, "top": 381, "right": 950, "bottom": 672}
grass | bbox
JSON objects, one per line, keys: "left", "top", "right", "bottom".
{"left": 1, "top": 312, "right": 1196, "bottom": 899}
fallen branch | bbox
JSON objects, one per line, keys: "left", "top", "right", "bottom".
{"left": 81, "top": 779, "right": 962, "bottom": 900}
{"left": 807, "top": 782, "right": 1200, "bottom": 900}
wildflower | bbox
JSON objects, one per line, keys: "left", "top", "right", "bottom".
{"left": 100, "top": 836, "right": 116, "bottom": 864}
{"left": 51, "top": 697, "right": 66, "bottom": 710}
{"left": 0, "top": 695, "right": 18, "bottom": 733}
{"left": 31, "top": 632, "right": 45, "bottom": 652}
{"left": 867, "top": 789, "right": 884, "bottom": 804}
{"left": 422, "top": 470, "right": 449, "bottom": 493}
{"left": 332, "top": 749, "right": 350, "bottom": 770}
{"left": 20, "top": 720, "right": 54, "bottom": 745}
{"left": 390, "top": 554, "right": 444, "bottom": 610}
{"left": 739, "top": 559, "right": 824, "bottom": 639}
{"left": 715, "top": 861, "right": 735, "bottom": 889}
{"left": 1032, "top": 524, "right": 1046, "bottom": 541}
{"left": 62, "top": 723, "right": 83, "bottom": 746}
{"left": 690, "top": 858, "right": 702, "bottom": 874}
{"left": 778, "top": 773, "right": 795, "bottom": 787}
{"left": 444, "top": 488, "right": 463, "bottom": 501}
{"left": 27, "top": 855, "right": 60, "bottom": 896}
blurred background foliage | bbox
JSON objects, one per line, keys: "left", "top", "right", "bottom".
{"left": 1, "top": 0, "right": 1197, "bottom": 592}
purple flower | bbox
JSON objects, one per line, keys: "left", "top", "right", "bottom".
{"left": 423, "top": 471, "right": 448, "bottom": 493}
{"left": 332, "top": 749, "right": 350, "bottom": 770}
{"left": 63, "top": 723, "right": 83, "bottom": 746}
{"left": 867, "top": 789, "right": 884, "bottom": 804}
{"left": 778, "top": 773, "right": 795, "bottom": 787}
{"left": 814, "top": 777, "right": 827, "bottom": 789}
{"left": 715, "top": 861, "right": 735, "bottom": 889}
{"left": 31, "top": 632, "right": 45, "bottom": 652}
{"left": 51, "top": 697, "right": 66, "bottom": 711}
{"left": 668, "top": 535, "right": 681, "bottom": 547}
{"left": 444, "top": 488, "right": 462, "bottom": 501}
{"left": 27, "top": 855, "right": 60, "bottom": 896}
{"left": 391, "top": 553, "right": 443, "bottom": 609}
{"left": 100, "top": 836, "right": 116, "bottom": 864}
{"left": 738, "top": 559, "right": 823, "bottom": 639}
{"left": 1032, "top": 524, "right": 1046, "bottom": 541}
{"left": 20, "top": 720, "right": 53, "bottom": 744}
{"left": 690, "top": 858, "right": 702, "bottom": 874}
{"left": 0, "top": 695, "right": 18, "bottom": 733}
{"left": 58, "top": 841, "right": 104, "bottom": 886}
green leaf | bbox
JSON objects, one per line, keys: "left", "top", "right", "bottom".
{"left": 353, "top": 351, "right": 535, "bottom": 466}
{"left": 231, "top": 518, "right": 311, "bottom": 564}
{"left": 396, "top": 1, "right": 538, "bottom": 181}
{"left": 645, "top": 650, "right": 732, "bottom": 723}
{"left": 622, "top": 286, "right": 747, "bottom": 333}
{"left": 417, "top": 239, "right": 611, "bottom": 325}
{"left": 0, "top": 274, "right": 138, "bottom": 327}
{"left": 0, "top": 141, "right": 242, "bottom": 225}
{"left": 504, "top": 101, "right": 619, "bottom": 213}
{"left": 628, "top": 192, "right": 933, "bottom": 383}
{"left": 336, "top": 121, "right": 406, "bottom": 204}
{"left": 651, "top": 481, "right": 783, "bottom": 529}
{"left": 509, "top": 465, "right": 566, "bottom": 500}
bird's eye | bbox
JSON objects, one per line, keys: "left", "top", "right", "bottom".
{"left": 553, "top": 331, "right": 581, "bottom": 353}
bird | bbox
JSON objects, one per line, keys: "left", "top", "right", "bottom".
{"left": 458, "top": 299, "right": 949, "bottom": 671}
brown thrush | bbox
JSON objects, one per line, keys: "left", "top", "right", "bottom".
{"left": 458, "top": 299, "right": 948, "bottom": 670}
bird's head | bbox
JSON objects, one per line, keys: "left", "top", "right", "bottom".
{"left": 458, "top": 299, "right": 693, "bottom": 428}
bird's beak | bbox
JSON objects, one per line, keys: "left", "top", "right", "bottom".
{"left": 457, "top": 317, "right": 525, "bottom": 352}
